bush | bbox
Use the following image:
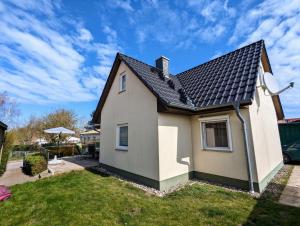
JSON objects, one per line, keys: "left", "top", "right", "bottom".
{"left": 12, "top": 144, "right": 40, "bottom": 152}
{"left": 23, "top": 153, "right": 47, "bottom": 176}
{"left": 47, "top": 144, "right": 80, "bottom": 158}
{"left": 0, "top": 132, "right": 15, "bottom": 176}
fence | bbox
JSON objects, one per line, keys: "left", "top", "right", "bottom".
{"left": 278, "top": 122, "right": 300, "bottom": 147}
{"left": 10, "top": 145, "right": 49, "bottom": 160}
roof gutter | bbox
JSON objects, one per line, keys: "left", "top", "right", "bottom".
{"left": 233, "top": 102, "right": 255, "bottom": 193}
{"left": 167, "top": 100, "right": 252, "bottom": 112}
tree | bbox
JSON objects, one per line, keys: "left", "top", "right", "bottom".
{"left": 88, "top": 110, "right": 95, "bottom": 125}
{"left": 13, "top": 109, "right": 78, "bottom": 144}
{"left": 16, "top": 116, "right": 42, "bottom": 144}
{"left": 0, "top": 131, "right": 15, "bottom": 176}
{"left": 42, "top": 109, "right": 78, "bottom": 142}
{"left": 0, "top": 92, "right": 20, "bottom": 125}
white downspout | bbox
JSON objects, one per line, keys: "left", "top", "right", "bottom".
{"left": 233, "top": 102, "right": 255, "bottom": 193}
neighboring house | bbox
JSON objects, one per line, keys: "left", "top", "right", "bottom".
{"left": 92, "top": 40, "right": 284, "bottom": 193}
{"left": 0, "top": 121, "right": 8, "bottom": 149}
{"left": 80, "top": 130, "right": 100, "bottom": 152}
{"left": 35, "top": 138, "right": 48, "bottom": 145}
{"left": 66, "top": 136, "right": 80, "bottom": 143}
{"left": 278, "top": 118, "right": 300, "bottom": 124}
{"left": 80, "top": 130, "right": 100, "bottom": 144}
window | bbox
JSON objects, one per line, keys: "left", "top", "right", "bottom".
{"left": 119, "top": 74, "right": 126, "bottom": 92}
{"left": 116, "top": 124, "right": 128, "bottom": 150}
{"left": 199, "top": 116, "right": 232, "bottom": 151}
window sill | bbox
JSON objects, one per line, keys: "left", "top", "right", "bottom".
{"left": 202, "top": 147, "right": 232, "bottom": 152}
{"left": 118, "top": 90, "right": 126, "bottom": 94}
{"left": 115, "top": 147, "right": 128, "bottom": 151}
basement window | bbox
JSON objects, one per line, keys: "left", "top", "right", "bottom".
{"left": 116, "top": 124, "right": 128, "bottom": 150}
{"left": 119, "top": 74, "right": 126, "bottom": 92}
{"left": 199, "top": 116, "right": 232, "bottom": 152}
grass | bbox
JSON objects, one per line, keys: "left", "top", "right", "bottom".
{"left": 0, "top": 168, "right": 299, "bottom": 226}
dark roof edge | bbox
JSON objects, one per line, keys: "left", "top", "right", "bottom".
{"left": 0, "top": 121, "right": 8, "bottom": 130}
{"left": 260, "top": 44, "right": 284, "bottom": 119}
{"left": 176, "top": 39, "right": 264, "bottom": 77}
{"left": 167, "top": 100, "right": 252, "bottom": 113}
{"left": 92, "top": 53, "right": 122, "bottom": 123}
{"left": 92, "top": 53, "right": 170, "bottom": 123}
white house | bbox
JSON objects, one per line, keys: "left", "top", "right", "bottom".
{"left": 92, "top": 40, "right": 284, "bottom": 193}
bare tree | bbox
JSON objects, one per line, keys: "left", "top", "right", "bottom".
{"left": 0, "top": 92, "right": 20, "bottom": 125}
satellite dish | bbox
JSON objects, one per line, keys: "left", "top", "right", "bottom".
{"left": 262, "top": 72, "right": 294, "bottom": 95}
{"left": 263, "top": 72, "right": 280, "bottom": 94}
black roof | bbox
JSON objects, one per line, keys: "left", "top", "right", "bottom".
{"left": 0, "top": 121, "right": 8, "bottom": 130}
{"left": 120, "top": 40, "right": 264, "bottom": 111}
{"left": 93, "top": 40, "right": 283, "bottom": 123}
{"left": 119, "top": 54, "right": 195, "bottom": 110}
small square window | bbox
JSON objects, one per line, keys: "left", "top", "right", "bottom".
{"left": 200, "top": 116, "right": 232, "bottom": 151}
{"left": 119, "top": 74, "right": 126, "bottom": 92}
{"left": 116, "top": 124, "right": 128, "bottom": 150}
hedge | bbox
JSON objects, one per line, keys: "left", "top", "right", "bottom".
{"left": 23, "top": 153, "right": 47, "bottom": 176}
{"left": 47, "top": 144, "right": 80, "bottom": 158}
{"left": 0, "top": 132, "right": 14, "bottom": 176}
{"left": 12, "top": 144, "right": 40, "bottom": 152}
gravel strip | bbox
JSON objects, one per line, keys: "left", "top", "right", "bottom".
{"left": 90, "top": 165, "right": 292, "bottom": 198}
{"left": 90, "top": 166, "right": 191, "bottom": 197}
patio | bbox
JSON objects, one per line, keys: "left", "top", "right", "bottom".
{"left": 0, "top": 156, "right": 98, "bottom": 187}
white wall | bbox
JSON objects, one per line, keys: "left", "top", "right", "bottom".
{"left": 158, "top": 113, "right": 193, "bottom": 181}
{"left": 100, "top": 62, "right": 159, "bottom": 180}
{"left": 249, "top": 75, "right": 283, "bottom": 182}
{"left": 191, "top": 110, "right": 259, "bottom": 182}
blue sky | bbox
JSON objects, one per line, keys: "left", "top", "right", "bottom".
{"left": 0, "top": 0, "right": 299, "bottom": 126}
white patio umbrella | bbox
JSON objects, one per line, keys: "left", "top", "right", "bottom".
{"left": 44, "top": 127, "right": 75, "bottom": 158}
{"left": 44, "top": 127, "right": 75, "bottom": 134}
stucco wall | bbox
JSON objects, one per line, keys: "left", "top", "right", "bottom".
{"left": 191, "top": 110, "right": 259, "bottom": 182}
{"left": 100, "top": 62, "right": 159, "bottom": 180}
{"left": 158, "top": 113, "right": 193, "bottom": 181}
{"left": 249, "top": 79, "right": 283, "bottom": 182}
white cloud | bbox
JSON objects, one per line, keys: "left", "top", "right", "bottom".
{"left": 109, "top": 0, "right": 133, "bottom": 12}
{"left": 129, "top": 1, "right": 230, "bottom": 47}
{"left": 78, "top": 28, "right": 93, "bottom": 42}
{"left": 0, "top": 0, "right": 120, "bottom": 104}
{"left": 231, "top": 0, "right": 300, "bottom": 117}
{"left": 188, "top": 0, "right": 236, "bottom": 22}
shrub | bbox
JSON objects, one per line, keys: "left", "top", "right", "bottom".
{"left": 12, "top": 144, "right": 40, "bottom": 152}
{"left": 47, "top": 144, "right": 80, "bottom": 158}
{"left": 0, "top": 132, "right": 15, "bottom": 176}
{"left": 23, "top": 153, "right": 47, "bottom": 176}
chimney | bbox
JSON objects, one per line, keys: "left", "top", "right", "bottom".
{"left": 155, "top": 56, "right": 169, "bottom": 78}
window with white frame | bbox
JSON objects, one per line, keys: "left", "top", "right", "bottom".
{"left": 119, "top": 74, "right": 126, "bottom": 92}
{"left": 116, "top": 124, "right": 128, "bottom": 150}
{"left": 199, "top": 116, "right": 232, "bottom": 151}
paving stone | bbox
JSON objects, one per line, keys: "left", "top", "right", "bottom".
{"left": 279, "top": 166, "right": 300, "bottom": 208}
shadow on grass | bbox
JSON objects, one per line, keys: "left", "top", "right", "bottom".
{"left": 244, "top": 164, "right": 300, "bottom": 226}
{"left": 244, "top": 183, "right": 300, "bottom": 225}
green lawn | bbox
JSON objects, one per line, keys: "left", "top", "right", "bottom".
{"left": 0, "top": 168, "right": 299, "bottom": 226}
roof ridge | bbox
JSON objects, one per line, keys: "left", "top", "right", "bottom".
{"left": 119, "top": 52, "right": 178, "bottom": 77}
{"left": 118, "top": 53, "right": 158, "bottom": 70}
{"left": 176, "top": 39, "right": 264, "bottom": 77}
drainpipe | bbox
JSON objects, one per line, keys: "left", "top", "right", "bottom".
{"left": 233, "top": 102, "right": 255, "bottom": 193}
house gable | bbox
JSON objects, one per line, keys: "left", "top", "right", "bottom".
{"left": 100, "top": 61, "right": 159, "bottom": 181}
{"left": 93, "top": 54, "right": 160, "bottom": 123}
